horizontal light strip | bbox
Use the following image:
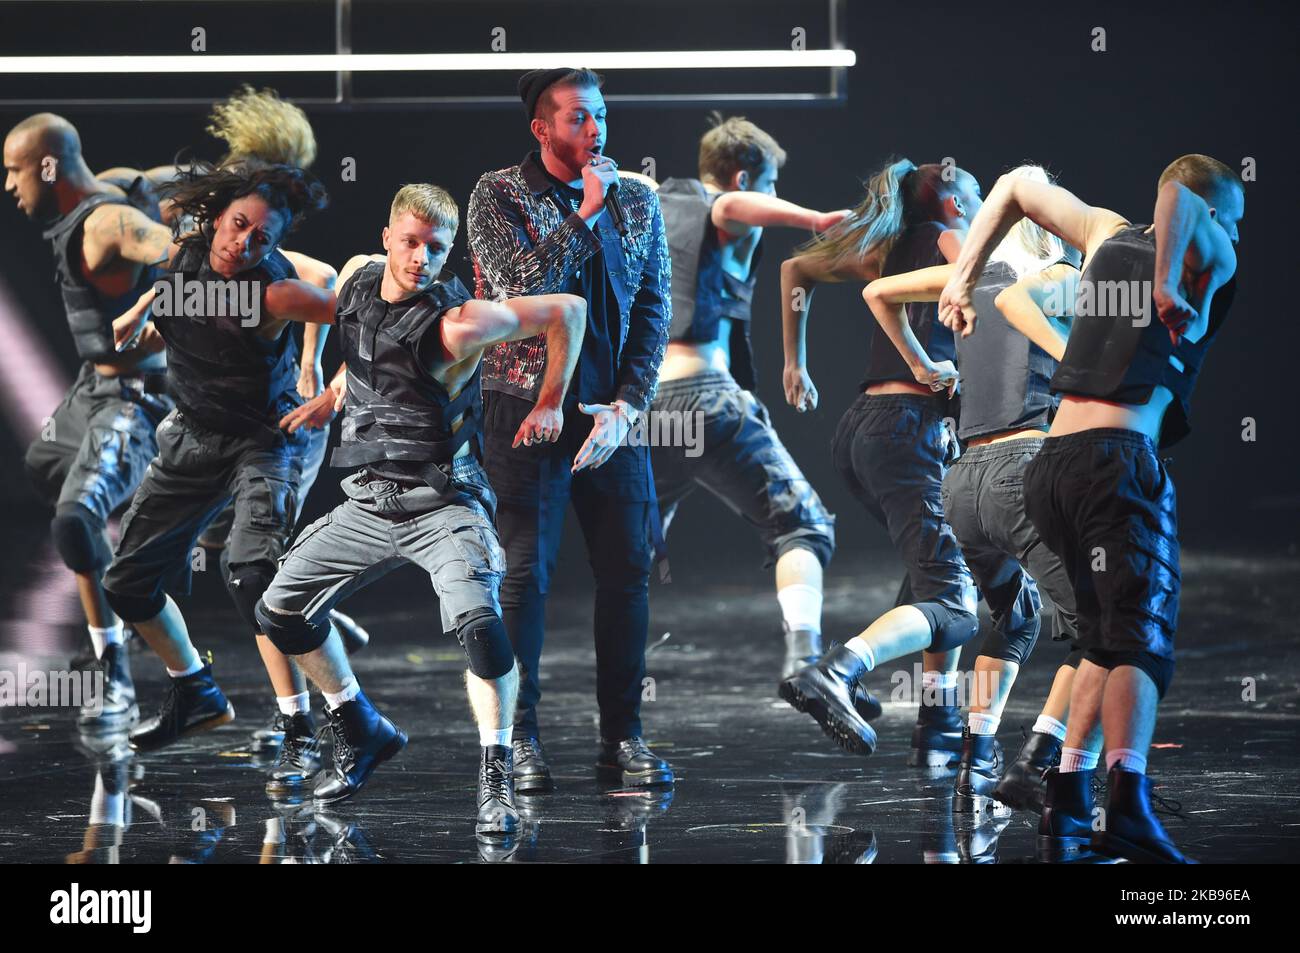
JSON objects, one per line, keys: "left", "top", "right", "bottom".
{"left": 0, "top": 50, "right": 855, "bottom": 74}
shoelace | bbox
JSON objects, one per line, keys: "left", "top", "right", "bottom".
{"left": 277, "top": 725, "right": 319, "bottom": 769}
{"left": 482, "top": 759, "right": 512, "bottom": 803}
{"left": 514, "top": 738, "right": 542, "bottom": 762}
{"left": 622, "top": 738, "right": 652, "bottom": 760}
{"left": 153, "top": 680, "right": 181, "bottom": 732}
{"left": 1151, "top": 791, "right": 1187, "bottom": 819}
{"left": 327, "top": 717, "right": 355, "bottom": 770}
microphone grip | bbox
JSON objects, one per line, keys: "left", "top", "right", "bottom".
{"left": 604, "top": 183, "right": 628, "bottom": 237}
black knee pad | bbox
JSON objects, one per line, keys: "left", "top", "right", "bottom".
{"left": 254, "top": 598, "right": 331, "bottom": 655}
{"left": 1084, "top": 648, "right": 1175, "bottom": 699}
{"left": 775, "top": 532, "right": 835, "bottom": 571}
{"left": 51, "top": 503, "right": 112, "bottom": 574}
{"left": 103, "top": 587, "right": 166, "bottom": 624}
{"left": 915, "top": 601, "right": 980, "bottom": 652}
{"left": 455, "top": 608, "right": 516, "bottom": 679}
{"left": 227, "top": 565, "right": 275, "bottom": 635}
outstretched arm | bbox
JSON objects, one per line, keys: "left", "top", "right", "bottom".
{"left": 1152, "top": 181, "right": 1238, "bottom": 345}
{"left": 712, "top": 191, "right": 849, "bottom": 238}
{"left": 940, "top": 176, "right": 1124, "bottom": 336}
{"left": 863, "top": 264, "right": 959, "bottom": 393}
{"left": 993, "top": 263, "right": 1078, "bottom": 362}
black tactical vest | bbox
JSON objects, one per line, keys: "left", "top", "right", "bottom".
{"left": 1050, "top": 225, "right": 1235, "bottom": 449}
{"left": 658, "top": 178, "right": 764, "bottom": 391}
{"left": 863, "top": 222, "right": 957, "bottom": 389}
{"left": 41, "top": 176, "right": 162, "bottom": 362}
{"left": 955, "top": 260, "right": 1064, "bottom": 441}
{"left": 154, "top": 236, "right": 300, "bottom": 442}
{"left": 329, "top": 261, "right": 479, "bottom": 491}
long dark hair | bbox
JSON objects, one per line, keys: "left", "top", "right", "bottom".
{"left": 160, "top": 160, "right": 328, "bottom": 244}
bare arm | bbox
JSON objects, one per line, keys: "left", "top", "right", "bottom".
{"left": 712, "top": 192, "right": 845, "bottom": 238}
{"left": 263, "top": 278, "right": 336, "bottom": 326}
{"left": 282, "top": 250, "right": 338, "bottom": 398}
{"left": 87, "top": 204, "right": 176, "bottom": 269}
{"left": 941, "top": 176, "right": 1124, "bottom": 335}
{"left": 1152, "top": 181, "right": 1238, "bottom": 344}
{"left": 863, "top": 264, "right": 958, "bottom": 391}
{"left": 993, "top": 263, "right": 1079, "bottom": 362}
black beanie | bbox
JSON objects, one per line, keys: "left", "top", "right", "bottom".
{"left": 517, "top": 67, "right": 578, "bottom": 119}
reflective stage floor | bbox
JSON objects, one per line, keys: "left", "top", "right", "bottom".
{"left": 2, "top": 518, "right": 1297, "bottom": 864}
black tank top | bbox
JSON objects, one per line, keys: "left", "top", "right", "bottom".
{"left": 863, "top": 222, "right": 954, "bottom": 389}
{"left": 1050, "top": 224, "right": 1235, "bottom": 449}
{"left": 955, "top": 260, "right": 1066, "bottom": 441}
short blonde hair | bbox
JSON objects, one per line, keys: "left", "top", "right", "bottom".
{"left": 389, "top": 183, "right": 459, "bottom": 233}
{"left": 207, "top": 85, "right": 317, "bottom": 169}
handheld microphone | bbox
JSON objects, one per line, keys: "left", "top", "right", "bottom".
{"left": 605, "top": 180, "right": 628, "bottom": 237}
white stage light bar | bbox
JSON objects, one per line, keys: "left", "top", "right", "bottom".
{"left": 0, "top": 50, "right": 855, "bottom": 75}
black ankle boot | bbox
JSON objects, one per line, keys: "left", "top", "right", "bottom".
{"left": 1092, "top": 767, "right": 1194, "bottom": 864}
{"left": 952, "top": 728, "right": 1006, "bottom": 814}
{"left": 1037, "top": 767, "right": 1095, "bottom": 861}
{"left": 266, "top": 711, "right": 322, "bottom": 796}
{"left": 477, "top": 745, "right": 520, "bottom": 838}
{"left": 328, "top": 609, "right": 370, "bottom": 656}
{"left": 909, "top": 703, "right": 963, "bottom": 767}
{"left": 129, "top": 663, "right": 234, "bottom": 752}
{"left": 596, "top": 737, "right": 674, "bottom": 788}
{"left": 78, "top": 643, "right": 139, "bottom": 733}
{"left": 511, "top": 735, "right": 555, "bottom": 794}
{"left": 782, "top": 625, "right": 824, "bottom": 680}
{"left": 993, "top": 729, "right": 1061, "bottom": 812}
{"left": 312, "top": 692, "right": 407, "bottom": 805}
{"left": 778, "top": 643, "right": 879, "bottom": 755}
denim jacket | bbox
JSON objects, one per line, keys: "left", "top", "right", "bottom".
{"left": 467, "top": 151, "right": 671, "bottom": 413}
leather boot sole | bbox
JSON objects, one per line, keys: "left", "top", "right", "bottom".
{"left": 779, "top": 673, "right": 877, "bottom": 756}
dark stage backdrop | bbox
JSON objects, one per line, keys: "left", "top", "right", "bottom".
{"left": 1, "top": 0, "right": 1296, "bottom": 579}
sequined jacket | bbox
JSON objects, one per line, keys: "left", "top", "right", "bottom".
{"left": 467, "top": 150, "right": 671, "bottom": 412}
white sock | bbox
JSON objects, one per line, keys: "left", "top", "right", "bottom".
{"left": 842, "top": 637, "right": 876, "bottom": 670}
{"left": 277, "top": 692, "right": 310, "bottom": 716}
{"left": 967, "top": 711, "right": 1000, "bottom": 735}
{"left": 777, "top": 584, "right": 822, "bottom": 634}
{"left": 263, "top": 817, "right": 283, "bottom": 844}
{"left": 1106, "top": 748, "right": 1147, "bottom": 775}
{"left": 323, "top": 677, "right": 360, "bottom": 710}
{"left": 1032, "top": 714, "right": 1068, "bottom": 742}
{"left": 88, "top": 623, "right": 124, "bottom": 659}
{"left": 923, "top": 669, "right": 959, "bottom": 707}
{"left": 166, "top": 651, "right": 204, "bottom": 679}
{"left": 1060, "top": 746, "right": 1099, "bottom": 773}
{"left": 480, "top": 726, "right": 512, "bottom": 748}
{"left": 89, "top": 770, "right": 124, "bottom": 827}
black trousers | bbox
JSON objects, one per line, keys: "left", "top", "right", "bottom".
{"left": 482, "top": 390, "right": 657, "bottom": 741}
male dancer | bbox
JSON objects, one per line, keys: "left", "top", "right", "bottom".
{"left": 102, "top": 162, "right": 335, "bottom": 753}
{"left": 468, "top": 68, "right": 673, "bottom": 793}
{"left": 652, "top": 115, "right": 845, "bottom": 678}
{"left": 6, "top": 113, "right": 175, "bottom": 732}
{"left": 938, "top": 154, "right": 1242, "bottom": 863}
{"left": 859, "top": 164, "right": 1087, "bottom": 817}
{"left": 255, "top": 184, "right": 585, "bottom": 835}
